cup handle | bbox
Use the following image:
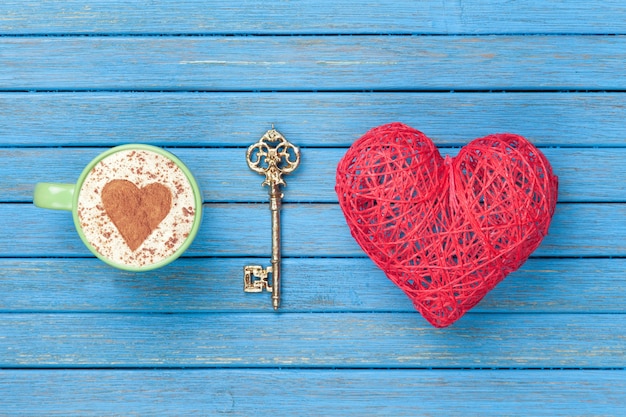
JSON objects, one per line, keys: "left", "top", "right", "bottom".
{"left": 33, "top": 183, "right": 76, "bottom": 211}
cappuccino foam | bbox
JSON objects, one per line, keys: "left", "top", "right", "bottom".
{"left": 77, "top": 149, "right": 197, "bottom": 268}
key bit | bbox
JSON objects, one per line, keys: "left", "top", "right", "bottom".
{"left": 243, "top": 127, "right": 300, "bottom": 310}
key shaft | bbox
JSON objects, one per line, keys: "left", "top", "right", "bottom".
{"left": 269, "top": 183, "right": 282, "bottom": 310}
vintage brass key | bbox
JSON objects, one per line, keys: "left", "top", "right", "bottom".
{"left": 244, "top": 127, "right": 300, "bottom": 310}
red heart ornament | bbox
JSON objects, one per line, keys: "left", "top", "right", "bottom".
{"left": 336, "top": 123, "right": 558, "bottom": 327}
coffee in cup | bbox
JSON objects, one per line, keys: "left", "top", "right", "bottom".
{"left": 34, "top": 144, "right": 202, "bottom": 271}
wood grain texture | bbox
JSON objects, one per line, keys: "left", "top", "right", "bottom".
{"left": 1, "top": 369, "right": 624, "bottom": 416}
{"left": 1, "top": 36, "right": 625, "bottom": 90}
{"left": 1, "top": 0, "right": 624, "bottom": 413}
{"left": 2, "top": 92, "right": 625, "bottom": 147}
{"left": 1, "top": 313, "right": 625, "bottom": 368}
{"left": 3, "top": 203, "right": 622, "bottom": 257}
{"left": 3, "top": 147, "right": 624, "bottom": 203}
{"left": 0, "top": 258, "right": 623, "bottom": 314}
{"left": 1, "top": 0, "right": 625, "bottom": 34}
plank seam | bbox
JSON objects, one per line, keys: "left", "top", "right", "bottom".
{"left": 1, "top": 33, "right": 625, "bottom": 37}
{"left": 1, "top": 366, "right": 625, "bottom": 371}
{"left": 1, "top": 89, "right": 626, "bottom": 94}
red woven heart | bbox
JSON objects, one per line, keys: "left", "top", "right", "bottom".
{"left": 336, "top": 123, "right": 558, "bottom": 327}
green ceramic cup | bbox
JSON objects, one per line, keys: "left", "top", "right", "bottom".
{"left": 33, "top": 144, "right": 203, "bottom": 271}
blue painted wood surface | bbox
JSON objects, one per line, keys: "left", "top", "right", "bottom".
{"left": 1, "top": 1, "right": 625, "bottom": 415}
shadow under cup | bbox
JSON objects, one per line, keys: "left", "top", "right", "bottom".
{"left": 33, "top": 144, "right": 203, "bottom": 271}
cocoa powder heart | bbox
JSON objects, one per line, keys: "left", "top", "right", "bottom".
{"left": 336, "top": 123, "right": 558, "bottom": 327}
{"left": 101, "top": 180, "right": 172, "bottom": 251}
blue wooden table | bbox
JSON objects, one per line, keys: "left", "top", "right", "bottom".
{"left": 1, "top": 1, "right": 625, "bottom": 415}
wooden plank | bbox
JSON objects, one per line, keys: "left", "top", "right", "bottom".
{"left": 1, "top": 203, "right": 623, "bottom": 257}
{"left": 2, "top": 147, "right": 624, "bottom": 203}
{"left": 1, "top": 92, "right": 625, "bottom": 147}
{"left": 0, "top": 258, "right": 623, "bottom": 314}
{"left": 1, "top": 313, "right": 625, "bottom": 368}
{"left": 1, "top": 36, "right": 625, "bottom": 90}
{"left": 1, "top": 0, "right": 625, "bottom": 34}
{"left": 1, "top": 369, "right": 624, "bottom": 416}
